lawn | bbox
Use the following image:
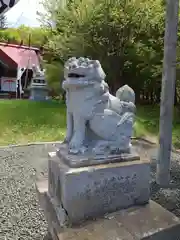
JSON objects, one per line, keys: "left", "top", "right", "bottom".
{"left": 0, "top": 100, "right": 66, "bottom": 145}
{"left": 1, "top": 100, "right": 180, "bottom": 147}
{"left": 135, "top": 105, "right": 180, "bottom": 148}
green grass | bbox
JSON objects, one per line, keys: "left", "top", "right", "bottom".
{"left": 134, "top": 105, "right": 160, "bottom": 139}
{"left": 1, "top": 100, "right": 180, "bottom": 147}
{"left": 0, "top": 100, "right": 66, "bottom": 145}
{"left": 135, "top": 105, "right": 180, "bottom": 148}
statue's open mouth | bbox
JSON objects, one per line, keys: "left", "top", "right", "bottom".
{"left": 68, "top": 73, "right": 85, "bottom": 78}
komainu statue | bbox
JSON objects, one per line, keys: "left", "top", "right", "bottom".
{"left": 62, "top": 57, "right": 136, "bottom": 155}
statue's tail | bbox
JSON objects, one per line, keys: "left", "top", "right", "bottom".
{"left": 116, "top": 85, "right": 135, "bottom": 104}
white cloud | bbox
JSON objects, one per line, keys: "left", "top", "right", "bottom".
{"left": 5, "top": 0, "right": 45, "bottom": 27}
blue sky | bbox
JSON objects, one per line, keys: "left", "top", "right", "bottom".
{"left": 5, "top": 0, "right": 44, "bottom": 27}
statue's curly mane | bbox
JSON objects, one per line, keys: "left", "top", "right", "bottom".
{"left": 63, "top": 57, "right": 106, "bottom": 90}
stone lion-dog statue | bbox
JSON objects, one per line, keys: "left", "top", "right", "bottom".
{"left": 62, "top": 57, "right": 135, "bottom": 155}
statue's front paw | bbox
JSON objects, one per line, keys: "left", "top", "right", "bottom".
{"left": 69, "top": 139, "right": 81, "bottom": 150}
{"left": 69, "top": 137, "right": 85, "bottom": 154}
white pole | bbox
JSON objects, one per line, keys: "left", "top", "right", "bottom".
{"left": 156, "top": 0, "right": 179, "bottom": 186}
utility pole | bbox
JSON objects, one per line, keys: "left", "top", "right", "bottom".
{"left": 156, "top": 0, "right": 179, "bottom": 186}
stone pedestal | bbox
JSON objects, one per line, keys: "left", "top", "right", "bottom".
{"left": 48, "top": 148, "right": 150, "bottom": 224}
{"left": 29, "top": 75, "right": 49, "bottom": 101}
{"left": 36, "top": 181, "right": 180, "bottom": 240}
{"left": 36, "top": 147, "right": 180, "bottom": 239}
{"left": 30, "top": 86, "right": 49, "bottom": 101}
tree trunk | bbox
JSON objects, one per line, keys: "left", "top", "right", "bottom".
{"left": 156, "top": 0, "right": 179, "bottom": 186}
{"left": 150, "top": 91, "right": 154, "bottom": 104}
{"left": 156, "top": 86, "right": 161, "bottom": 103}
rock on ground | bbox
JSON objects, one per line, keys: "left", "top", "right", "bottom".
{"left": 1, "top": 140, "right": 180, "bottom": 239}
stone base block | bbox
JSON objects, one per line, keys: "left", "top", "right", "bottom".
{"left": 48, "top": 151, "right": 150, "bottom": 223}
{"left": 56, "top": 143, "right": 140, "bottom": 168}
{"left": 36, "top": 180, "right": 180, "bottom": 240}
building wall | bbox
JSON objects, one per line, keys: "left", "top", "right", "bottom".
{"left": 0, "top": 49, "right": 17, "bottom": 69}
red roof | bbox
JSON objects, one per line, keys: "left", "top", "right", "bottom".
{"left": 0, "top": 43, "right": 40, "bottom": 69}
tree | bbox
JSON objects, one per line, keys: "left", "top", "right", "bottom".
{"left": 40, "top": 0, "right": 166, "bottom": 98}
{"left": 17, "top": 25, "right": 50, "bottom": 47}
{"left": 44, "top": 61, "right": 64, "bottom": 96}
{"left": 0, "top": 25, "right": 50, "bottom": 48}
{"left": 0, "top": 14, "right": 7, "bottom": 28}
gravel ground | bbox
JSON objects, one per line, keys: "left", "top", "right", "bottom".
{"left": 134, "top": 139, "right": 180, "bottom": 217}
{"left": 0, "top": 143, "right": 58, "bottom": 240}
{"left": 1, "top": 140, "right": 180, "bottom": 240}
